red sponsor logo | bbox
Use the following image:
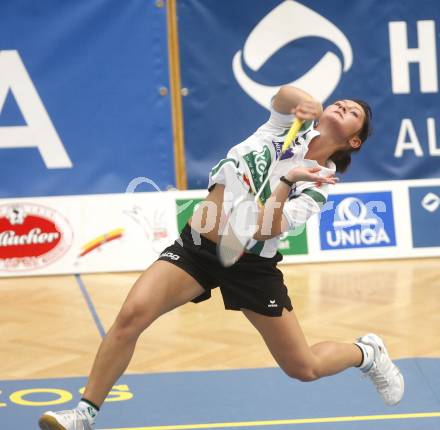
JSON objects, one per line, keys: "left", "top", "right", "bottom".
{"left": 0, "top": 203, "right": 73, "bottom": 271}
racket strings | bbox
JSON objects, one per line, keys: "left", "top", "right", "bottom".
{"left": 217, "top": 226, "right": 245, "bottom": 267}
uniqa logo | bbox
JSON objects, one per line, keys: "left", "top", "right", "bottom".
{"left": 326, "top": 198, "right": 390, "bottom": 247}
{"left": 232, "top": 0, "right": 353, "bottom": 108}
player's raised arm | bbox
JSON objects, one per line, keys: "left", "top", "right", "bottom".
{"left": 273, "top": 85, "right": 323, "bottom": 120}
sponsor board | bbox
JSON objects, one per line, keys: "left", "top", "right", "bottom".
{"left": 0, "top": 192, "right": 178, "bottom": 276}
{"left": 278, "top": 227, "right": 308, "bottom": 256}
{"left": 176, "top": 198, "right": 203, "bottom": 233}
{"left": 72, "top": 198, "right": 176, "bottom": 271}
{"left": 319, "top": 192, "right": 397, "bottom": 251}
{"left": 409, "top": 186, "right": 440, "bottom": 247}
{"left": 1, "top": 180, "right": 439, "bottom": 276}
{"left": 0, "top": 203, "right": 73, "bottom": 271}
{"left": 122, "top": 205, "right": 171, "bottom": 254}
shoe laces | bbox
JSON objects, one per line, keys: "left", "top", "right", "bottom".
{"left": 364, "top": 363, "right": 390, "bottom": 390}
{"left": 56, "top": 409, "right": 92, "bottom": 430}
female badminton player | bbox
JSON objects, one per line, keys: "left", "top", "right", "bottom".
{"left": 39, "top": 86, "right": 404, "bottom": 430}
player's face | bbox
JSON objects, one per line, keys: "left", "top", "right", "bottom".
{"left": 322, "top": 100, "right": 366, "bottom": 139}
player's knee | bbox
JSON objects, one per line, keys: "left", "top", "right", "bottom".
{"left": 113, "top": 303, "right": 156, "bottom": 339}
{"left": 282, "top": 364, "right": 319, "bottom": 382}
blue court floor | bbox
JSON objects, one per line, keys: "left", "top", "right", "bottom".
{"left": 1, "top": 358, "right": 439, "bottom": 430}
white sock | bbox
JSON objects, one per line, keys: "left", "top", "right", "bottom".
{"left": 355, "top": 342, "right": 375, "bottom": 372}
{"left": 77, "top": 400, "right": 99, "bottom": 426}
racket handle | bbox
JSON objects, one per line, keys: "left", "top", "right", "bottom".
{"left": 281, "top": 118, "right": 304, "bottom": 153}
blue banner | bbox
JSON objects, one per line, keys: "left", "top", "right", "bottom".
{"left": 319, "top": 192, "right": 396, "bottom": 251}
{"left": 178, "top": 0, "right": 440, "bottom": 188}
{"left": 409, "top": 185, "right": 440, "bottom": 247}
{"left": 0, "top": 0, "right": 173, "bottom": 197}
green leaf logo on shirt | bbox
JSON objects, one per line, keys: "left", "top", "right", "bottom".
{"left": 243, "top": 146, "right": 272, "bottom": 204}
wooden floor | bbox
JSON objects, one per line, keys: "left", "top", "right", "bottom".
{"left": 1, "top": 257, "right": 439, "bottom": 381}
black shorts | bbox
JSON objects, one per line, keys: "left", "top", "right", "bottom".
{"left": 157, "top": 224, "right": 293, "bottom": 317}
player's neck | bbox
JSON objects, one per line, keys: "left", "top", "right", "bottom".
{"left": 305, "top": 134, "right": 338, "bottom": 167}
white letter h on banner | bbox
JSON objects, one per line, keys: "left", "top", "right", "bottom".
{"left": 389, "top": 20, "right": 438, "bottom": 94}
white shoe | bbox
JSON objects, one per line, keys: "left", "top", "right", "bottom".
{"left": 357, "top": 333, "right": 404, "bottom": 406}
{"left": 38, "top": 409, "right": 94, "bottom": 430}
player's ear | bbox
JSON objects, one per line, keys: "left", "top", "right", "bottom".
{"left": 348, "top": 135, "right": 361, "bottom": 149}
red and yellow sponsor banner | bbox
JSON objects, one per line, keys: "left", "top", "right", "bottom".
{"left": 0, "top": 192, "right": 178, "bottom": 277}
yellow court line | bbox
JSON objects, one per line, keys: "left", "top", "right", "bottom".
{"left": 100, "top": 411, "right": 440, "bottom": 430}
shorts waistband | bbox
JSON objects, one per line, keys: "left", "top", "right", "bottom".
{"left": 180, "top": 223, "right": 218, "bottom": 253}
{"left": 180, "top": 224, "right": 282, "bottom": 264}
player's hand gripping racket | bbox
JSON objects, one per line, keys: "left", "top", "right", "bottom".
{"left": 217, "top": 118, "right": 304, "bottom": 267}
